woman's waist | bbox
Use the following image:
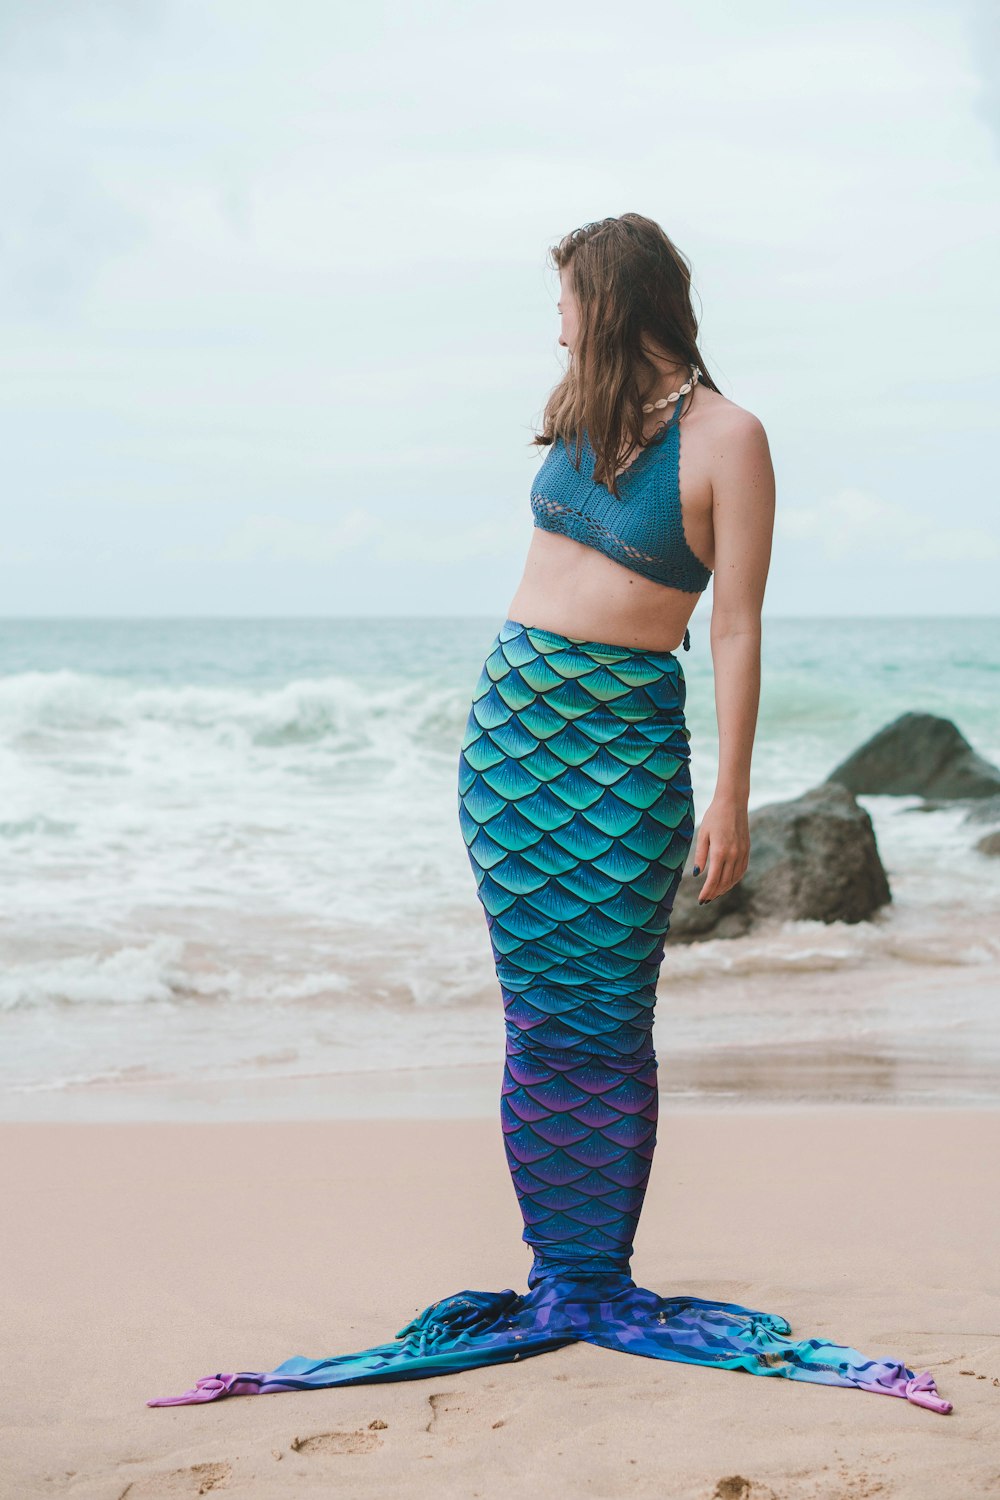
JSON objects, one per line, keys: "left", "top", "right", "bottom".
{"left": 507, "top": 535, "right": 698, "bottom": 655}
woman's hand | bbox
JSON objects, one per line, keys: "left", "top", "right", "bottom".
{"left": 690, "top": 795, "right": 749, "bottom": 903}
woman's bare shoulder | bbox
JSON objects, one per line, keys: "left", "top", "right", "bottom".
{"left": 690, "top": 385, "right": 774, "bottom": 520}
{"left": 690, "top": 383, "right": 769, "bottom": 444}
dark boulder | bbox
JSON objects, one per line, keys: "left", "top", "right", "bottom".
{"left": 824, "top": 712, "right": 1000, "bottom": 800}
{"left": 667, "top": 781, "right": 890, "bottom": 943}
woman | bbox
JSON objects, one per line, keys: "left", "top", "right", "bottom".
{"left": 148, "top": 215, "right": 951, "bottom": 1414}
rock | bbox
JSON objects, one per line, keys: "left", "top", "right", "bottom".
{"left": 975, "top": 829, "right": 1000, "bottom": 857}
{"left": 667, "top": 781, "right": 890, "bottom": 942}
{"left": 962, "top": 793, "right": 1000, "bottom": 827}
{"left": 824, "top": 712, "right": 1000, "bottom": 800}
{"left": 667, "top": 880, "right": 753, "bottom": 942}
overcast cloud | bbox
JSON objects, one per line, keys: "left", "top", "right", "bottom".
{"left": 1, "top": 0, "right": 997, "bottom": 617}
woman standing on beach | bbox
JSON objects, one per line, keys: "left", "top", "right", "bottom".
{"left": 149, "top": 214, "right": 951, "bottom": 1415}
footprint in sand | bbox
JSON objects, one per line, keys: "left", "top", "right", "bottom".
{"left": 713, "top": 1480, "right": 752, "bottom": 1500}
{"left": 290, "top": 1429, "right": 382, "bottom": 1456}
{"left": 712, "top": 1480, "right": 779, "bottom": 1500}
{"left": 426, "top": 1389, "right": 484, "bottom": 1439}
{"left": 117, "top": 1460, "right": 232, "bottom": 1496}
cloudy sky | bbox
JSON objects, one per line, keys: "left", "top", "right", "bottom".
{"left": 2, "top": 0, "right": 997, "bottom": 618}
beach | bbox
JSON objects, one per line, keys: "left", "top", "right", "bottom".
{"left": 3, "top": 1103, "right": 998, "bottom": 1499}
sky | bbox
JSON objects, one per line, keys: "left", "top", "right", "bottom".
{"left": 1, "top": 0, "right": 998, "bottom": 619}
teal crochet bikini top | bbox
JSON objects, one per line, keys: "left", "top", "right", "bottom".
{"left": 529, "top": 386, "right": 713, "bottom": 598}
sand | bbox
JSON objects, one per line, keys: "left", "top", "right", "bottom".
{"left": 2, "top": 1106, "right": 998, "bottom": 1500}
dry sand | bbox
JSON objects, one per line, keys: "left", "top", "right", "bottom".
{"left": 2, "top": 1106, "right": 998, "bottom": 1500}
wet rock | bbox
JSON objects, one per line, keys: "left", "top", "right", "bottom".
{"left": 824, "top": 712, "right": 1000, "bottom": 800}
{"left": 974, "top": 828, "right": 1000, "bottom": 857}
{"left": 668, "top": 781, "right": 890, "bottom": 942}
{"left": 962, "top": 792, "right": 1000, "bottom": 827}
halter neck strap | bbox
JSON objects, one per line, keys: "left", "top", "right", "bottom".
{"left": 667, "top": 388, "right": 687, "bottom": 426}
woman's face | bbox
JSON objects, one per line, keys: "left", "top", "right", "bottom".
{"left": 557, "top": 269, "right": 580, "bottom": 354}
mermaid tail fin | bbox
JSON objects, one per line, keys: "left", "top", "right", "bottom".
{"left": 147, "top": 1273, "right": 952, "bottom": 1413}
{"left": 146, "top": 1287, "right": 578, "bottom": 1407}
{"left": 574, "top": 1280, "right": 953, "bottom": 1413}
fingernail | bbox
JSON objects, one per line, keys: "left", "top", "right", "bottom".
{"left": 692, "top": 865, "right": 700, "bottom": 876}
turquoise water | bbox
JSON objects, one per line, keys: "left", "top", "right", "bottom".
{"left": 0, "top": 615, "right": 997, "bottom": 1112}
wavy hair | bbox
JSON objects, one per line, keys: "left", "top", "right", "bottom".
{"left": 532, "top": 213, "right": 719, "bottom": 499}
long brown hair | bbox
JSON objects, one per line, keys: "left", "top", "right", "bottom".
{"left": 532, "top": 213, "right": 720, "bottom": 500}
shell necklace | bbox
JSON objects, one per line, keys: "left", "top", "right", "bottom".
{"left": 641, "top": 364, "right": 701, "bottom": 413}
{"left": 611, "top": 366, "right": 701, "bottom": 482}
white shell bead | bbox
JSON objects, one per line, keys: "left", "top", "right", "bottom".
{"left": 638, "top": 366, "right": 700, "bottom": 416}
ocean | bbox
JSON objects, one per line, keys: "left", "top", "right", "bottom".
{"left": 1, "top": 614, "right": 997, "bottom": 1117}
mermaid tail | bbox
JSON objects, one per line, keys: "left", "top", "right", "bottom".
{"left": 147, "top": 620, "right": 952, "bottom": 1415}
